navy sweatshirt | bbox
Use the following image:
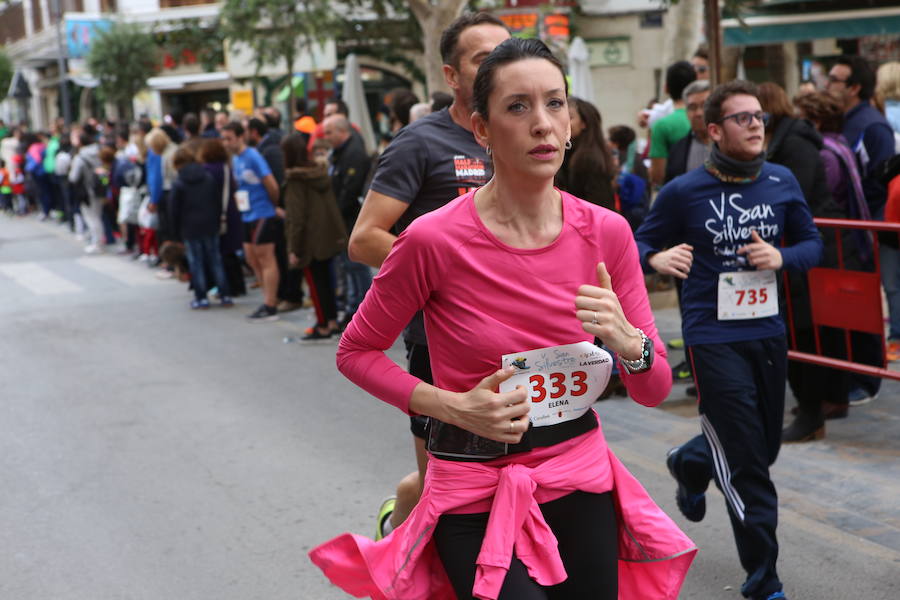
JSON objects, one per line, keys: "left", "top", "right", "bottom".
{"left": 170, "top": 163, "right": 221, "bottom": 240}
{"left": 635, "top": 162, "right": 823, "bottom": 346}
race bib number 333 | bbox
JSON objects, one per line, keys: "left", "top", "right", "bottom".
{"left": 499, "top": 342, "right": 612, "bottom": 427}
{"left": 717, "top": 270, "right": 778, "bottom": 320}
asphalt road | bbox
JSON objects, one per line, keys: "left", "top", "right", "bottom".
{"left": 2, "top": 214, "right": 898, "bottom": 599}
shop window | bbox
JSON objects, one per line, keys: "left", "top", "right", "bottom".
{"left": 48, "top": 0, "right": 87, "bottom": 22}
{"left": 31, "top": 0, "right": 43, "bottom": 33}
{"left": 100, "top": 0, "right": 117, "bottom": 12}
{"left": 160, "top": 0, "right": 216, "bottom": 7}
{"left": 0, "top": 2, "right": 27, "bottom": 45}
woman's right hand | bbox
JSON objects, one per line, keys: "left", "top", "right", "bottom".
{"left": 443, "top": 367, "right": 531, "bottom": 444}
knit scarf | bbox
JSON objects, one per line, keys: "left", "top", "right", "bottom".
{"left": 704, "top": 143, "right": 766, "bottom": 184}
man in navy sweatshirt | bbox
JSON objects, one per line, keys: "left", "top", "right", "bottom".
{"left": 827, "top": 55, "right": 895, "bottom": 406}
{"left": 635, "top": 80, "right": 823, "bottom": 600}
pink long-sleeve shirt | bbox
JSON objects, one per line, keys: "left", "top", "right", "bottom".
{"left": 336, "top": 189, "right": 672, "bottom": 412}
{"left": 314, "top": 191, "right": 693, "bottom": 598}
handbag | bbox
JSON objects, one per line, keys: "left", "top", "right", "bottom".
{"left": 117, "top": 185, "right": 143, "bottom": 225}
{"left": 137, "top": 196, "right": 159, "bottom": 230}
{"left": 219, "top": 165, "right": 230, "bottom": 235}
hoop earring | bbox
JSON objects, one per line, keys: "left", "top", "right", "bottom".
{"left": 485, "top": 145, "right": 492, "bottom": 156}
{"left": 565, "top": 139, "right": 573, "bottom": 150}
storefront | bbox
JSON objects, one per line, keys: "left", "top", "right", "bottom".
{"left": 722, "top": 3, "right": 900, "bottom": 93}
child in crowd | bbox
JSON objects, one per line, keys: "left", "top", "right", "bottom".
{"left": 0, "top": 159, "right": 11, "bottom": 212}
{"left": 169, "top": 146, "right": 232, "bottom": 309}
{"left": 10, "top": 154, "right": 27, "bottom": 215}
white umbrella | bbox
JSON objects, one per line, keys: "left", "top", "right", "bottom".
{"left": 342, "top": 53, "right": 376, "bottom": 154}
{"left": 567, "top": 37, "right": 595, "bottom": 105}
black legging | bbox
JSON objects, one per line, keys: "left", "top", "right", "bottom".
{"left": 434, "top": 490, "right": 618, "bottom": 600}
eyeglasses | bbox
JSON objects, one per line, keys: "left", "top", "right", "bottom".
{"left": 827, "top": 74, "right": 848, "bottom": 85}
{"left": 694, "top": 65, "right": 709, "bottom": 73}
{"left": 717, "top": 111, "right": 770, "bottom": 128}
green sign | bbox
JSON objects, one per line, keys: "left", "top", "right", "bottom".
{"left": 587, "top": 37, "right": 631, "bottom": 67}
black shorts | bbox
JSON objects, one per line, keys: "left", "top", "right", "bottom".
{"left": 406, "top": 341, "right": 433, "bottom": 440}
{"left": 243, "top": 217, "right": 281, "bottom": 245}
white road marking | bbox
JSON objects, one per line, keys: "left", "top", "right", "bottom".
{"left": 0, "top": 262, "right": 84, "bottom": 295}
{"left": 75, "top": 256, "right": 158, "bottom": 286}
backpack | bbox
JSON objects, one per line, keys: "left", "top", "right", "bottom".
{"left": 54, "top": 151, "right": 72, "bottom": 176}
{"left": 90, "top": 166, "right": 110, "bottom": 199}
{"left": 76, "top": 152, "right": 108, "bottom": 201}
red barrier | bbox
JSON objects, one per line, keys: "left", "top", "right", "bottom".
{"left": 784, "top": 218, "right": 900, "bottom": 381}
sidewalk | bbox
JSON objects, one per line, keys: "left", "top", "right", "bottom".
{"left": 645, "top": 287, "right": 900, "bottom": 558}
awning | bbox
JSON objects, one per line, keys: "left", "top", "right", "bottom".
{"left": 275, "top": 76, "right": 305, "bottom": 102}
{"left": 69, "top": 75, "right": 99, "bottom": 88}
{"left": 146, "top": 71, "right": 230, "bottom": 90}
{"left": 723, "top": 6, "right": 900, "bottom": 46}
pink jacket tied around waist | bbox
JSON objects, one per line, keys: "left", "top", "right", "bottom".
{"left": 309, "top": 420, "right": 697, "bottom": 600}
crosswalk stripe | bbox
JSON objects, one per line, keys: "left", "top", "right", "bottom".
{"left": 75, "top": 256, "right": 159, "bottom": 286}
{"left": 0, "top": 262, "right": 84, "bottom": 295}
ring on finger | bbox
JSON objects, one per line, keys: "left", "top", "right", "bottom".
{"left": 508, "top": 420, "right": 515, "bottom": 433}
{"left": 591, "top": 311, "right": 599, "bottom": 325}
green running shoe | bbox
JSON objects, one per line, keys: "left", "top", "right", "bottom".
{"left": 375, "top": 496, "right": 396, "bottom": 541}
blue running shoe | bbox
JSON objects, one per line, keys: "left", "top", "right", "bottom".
{"left": 666, "top": 446, "right": 706, "bottom": 522}
{"left": 765, "top": 592, "right": 786, "bottom": 600}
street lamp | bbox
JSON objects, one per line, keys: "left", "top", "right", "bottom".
{"left": 53, "top": 0, "right": 72, "bottom": 126}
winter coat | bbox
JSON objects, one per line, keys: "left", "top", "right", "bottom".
{"left": 767, "top": 119, "right": 862, "bottom": 337}
{"left": 68, "top": 143, "right": 102, "bottom": 204}
{"left": 282, "top": 164, "right": 347, "bottom": 268}
{"left": 329, "top": 133, "right": 370, "bottom": 232}
{"left": 766, "top": 116, "right": 828, "bottom": 204}
{"left": 204, "top": 161, "right": 243, "bottom": 254}
{"left": 170, "top": 163, "right": 221, "bottom": 240}
{"left": 258, "top": 130, "right": 285, "bottom": 187}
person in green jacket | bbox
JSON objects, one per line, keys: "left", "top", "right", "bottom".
{"left": 281, "top": 132, "right": 348, "bottom": 341}
{"left": 43, "top": 121, "right": 63, "bottom": 221}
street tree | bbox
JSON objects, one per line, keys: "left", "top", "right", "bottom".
{"left": 408, "top": 0, "right": 469, "bottom": 95}
{"left": 86, "top": 22, "right": 157, "bottom": 120}
{"left": 0, "top": 48, "right": 12, "bottom": 103}
{"left": 220, "top": 0, "right": 339, "bottom": 112}
{"left": 339, "top": 0, "right": 481, "bottom": 95}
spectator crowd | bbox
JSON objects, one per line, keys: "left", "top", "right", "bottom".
{"left": 1, "top": 48, "right": 898, "bottom": 421}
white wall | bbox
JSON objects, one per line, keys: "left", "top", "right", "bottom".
{"left": 579, "top": 13, "right": 668, "bottom": 132}
{"left": 116, "top": 0, "right": 160, "bottom": 15}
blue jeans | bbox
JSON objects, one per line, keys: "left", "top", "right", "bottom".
{"left": 340, "top": 251, "right": 372, "bottom": 314}
{"left": 880, "top": 244, "right": 900, "bottom": 340}
{"left": 185, "top": 235, "right": 231, "bottom": 301}
{"left": 35, "top": 173, "right": 54, "bottom": 216}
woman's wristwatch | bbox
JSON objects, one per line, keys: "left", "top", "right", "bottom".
{"left": 618, "top": 328, "right": 654, "bottom": 374}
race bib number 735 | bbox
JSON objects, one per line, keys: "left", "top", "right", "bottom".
{"left": 717, "top": 270, "right": 778, "bottom": 320}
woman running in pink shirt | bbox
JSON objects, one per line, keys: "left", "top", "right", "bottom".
{"left": 311, "top": 38, "right": 696, "bottom": 600}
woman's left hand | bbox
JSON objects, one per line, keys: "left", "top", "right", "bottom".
{"left": 575, "top": 262, "right": 643, "bottom": 361}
